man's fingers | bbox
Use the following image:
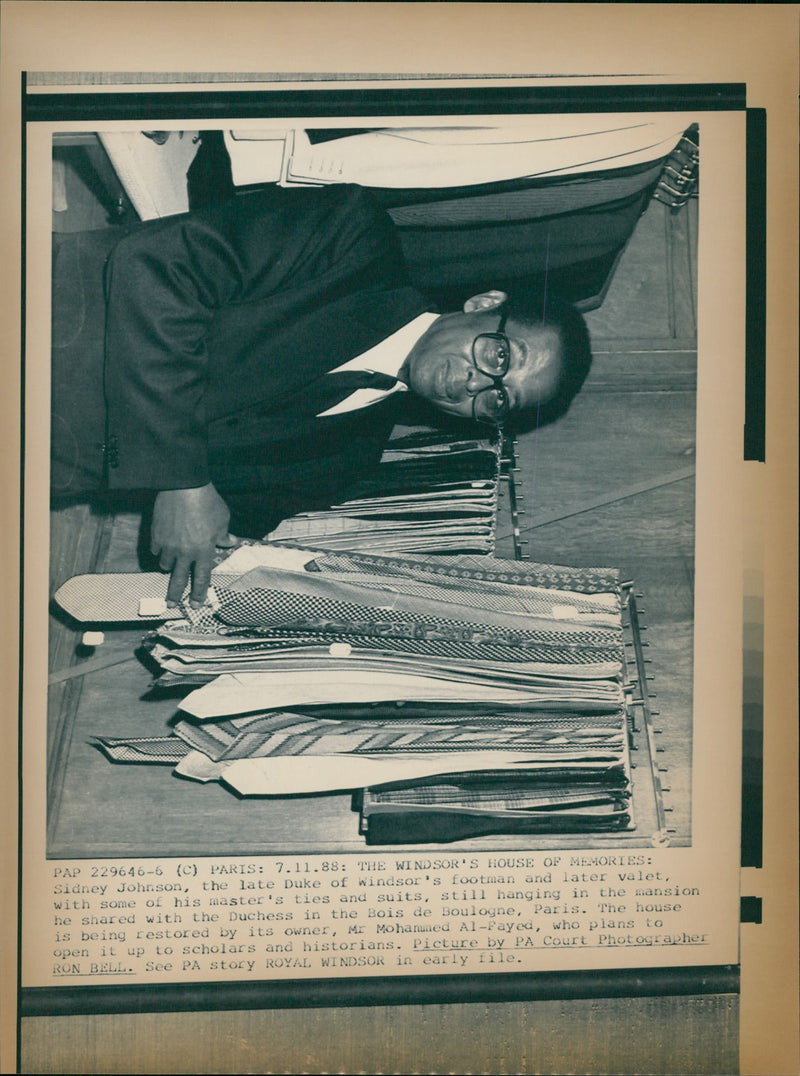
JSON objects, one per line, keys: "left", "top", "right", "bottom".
{"left": 158, "top": 551, "right": 176, "bottom": 572}
{"left": 189, "top": 556, "right": 213, "bottom": 609}
{"left": 151, "top": 485, "right": 232, "bottom": 607}
{"left": 166, "top": 557, "right": 192, "bottom": 605}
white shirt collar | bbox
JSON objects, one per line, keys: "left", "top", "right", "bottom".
{"left": 316, "top": 312, "right": 439, "bottom": 418}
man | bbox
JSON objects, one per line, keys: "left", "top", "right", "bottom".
{"left": 53, "top": 183, "right": 591, "bottom": 605}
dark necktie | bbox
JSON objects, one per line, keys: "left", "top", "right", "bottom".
{"left": 324, "top": 369, "right": 401, "bottom": 393}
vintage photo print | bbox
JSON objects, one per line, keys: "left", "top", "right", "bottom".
{"left": 44, "top": 111, "right": 700, "bottom": 860}
{"left": 20, "top": 79, "right": 743, "bottom": 1007}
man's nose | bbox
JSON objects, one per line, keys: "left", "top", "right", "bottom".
{"left": 465, "top": 365, "right": 496, "bottom": 396}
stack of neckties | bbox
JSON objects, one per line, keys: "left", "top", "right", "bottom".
{"left": 92, "top": 543, "right": 635, "bottom": 841}
{"left": 266, "top": 430, "right": 502, "bottom": 554}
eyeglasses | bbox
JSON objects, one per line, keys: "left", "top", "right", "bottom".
{"left": 470, "top": 308, "right": 512, "bottom": 426}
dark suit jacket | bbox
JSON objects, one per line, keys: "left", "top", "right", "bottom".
{"left": 61, "top": 185, "right": 432, "bottom": 535}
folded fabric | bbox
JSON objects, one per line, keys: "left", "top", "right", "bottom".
{"left": 265, "top": 431, "right": 501, "bottom": 555}
{"left": 360, "top": 806, "right": 632, "bottom": 845}
{"left": 224, "top": 562, "right": 621, "bottom": 627}
{"left": 92, "top": 735, "right": 191, "bottom": 764}
{"left": 301, "top": 548, "right": 621, "bottom": 595}
{"left": 171, "top": 708, "right": 627, "bottom": 762}
{"left": 215, "top": 751, "right": 619, "bottom": 797}
{"left": 149, "top": 646, "right": 622, "bottom": 688}
{"left": 81, "top": 543, "right": 638, "bottom": 842}
{"left": 363, "top": 776, "right": 630, "bottom": 813}
{"left": 178, "top": 668, "right": 624, "bottom": 720}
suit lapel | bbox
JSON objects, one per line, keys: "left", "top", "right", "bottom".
{"left": 231, "top": 286, "right": 431, "bottom": 416}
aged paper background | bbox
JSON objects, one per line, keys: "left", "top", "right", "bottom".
{"left": 2, "top": 3, "right": 798, "bottom": 1074}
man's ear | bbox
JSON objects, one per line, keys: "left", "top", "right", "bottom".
{"left": 462, "top": 290, "right": 507, "bottom": 314}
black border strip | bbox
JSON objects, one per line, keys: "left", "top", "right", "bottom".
{"left": 744, "top": 108, "right": 767, "bottom": 462}
{"left": 21, "top": 964, "right": 739, "bottom": 1017}
{"left": 742, "top": 607, "right": 765, "bottom": 869}
{"left": 740, "top": 897, "right": 762, "bottom": 925}
{"left": 741, "top": 110, "right": 767, "bottom": 873}
{"left": 25, "top": 83, "right": 745, "bottom": 122}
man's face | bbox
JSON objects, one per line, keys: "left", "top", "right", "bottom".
{"left": 404, "top": 292, "right": 563, "bottom": 422}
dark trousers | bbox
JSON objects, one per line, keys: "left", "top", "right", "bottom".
{"left": 51, "top": 228, "right": 123, "bottom": 496}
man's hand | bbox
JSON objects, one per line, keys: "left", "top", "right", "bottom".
{"left": 151, "top": 483, "right": 237, "bottom": 607}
